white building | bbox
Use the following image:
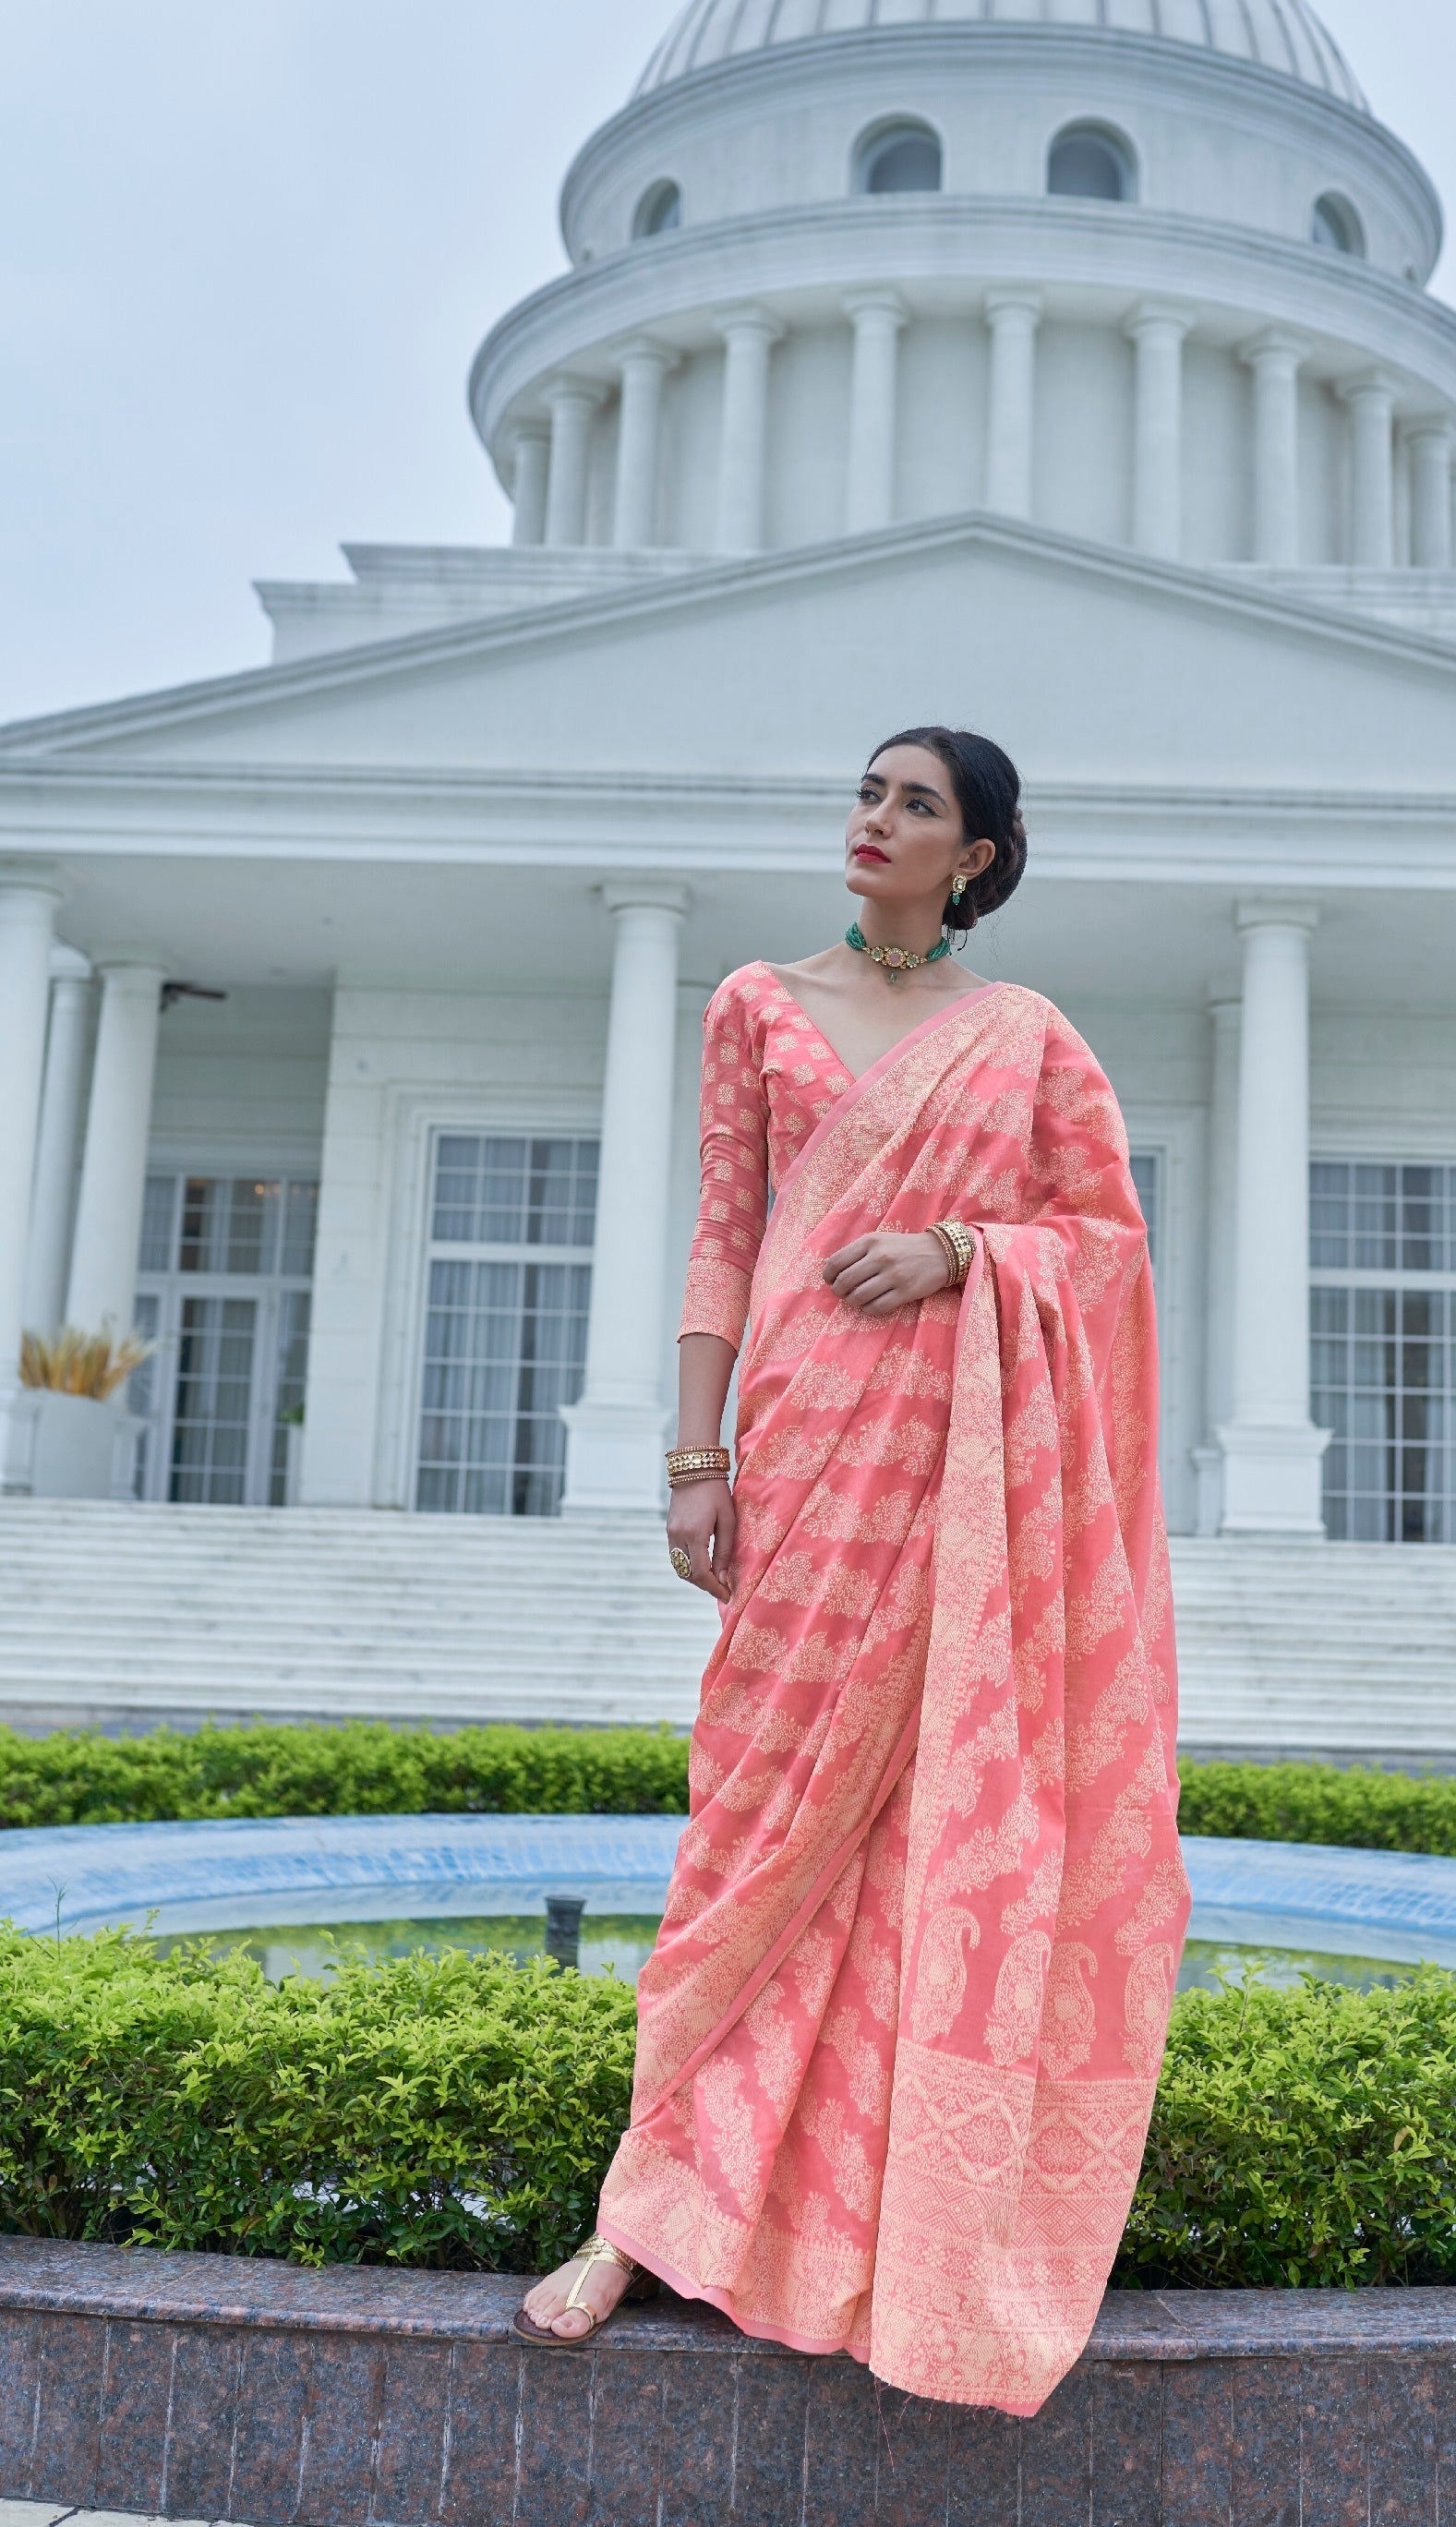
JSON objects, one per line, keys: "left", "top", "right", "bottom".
{"left": 2, "top": 0, "right": 1455, "bottom": 1745}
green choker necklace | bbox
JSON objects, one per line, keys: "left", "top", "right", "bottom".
{"left": 846, "top": 921, "right": 951, "bottom": 979}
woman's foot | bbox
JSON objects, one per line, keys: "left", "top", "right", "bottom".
{"left": 518, "top": 2243, "right": 637, "bottom": 2341}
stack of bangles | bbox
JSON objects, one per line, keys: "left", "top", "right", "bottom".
{"left": 927, "top": 1218, "right": 977, "bottom": 1289}
{"left": 666, "top": 1446, "right": 731, "bottom": 1488}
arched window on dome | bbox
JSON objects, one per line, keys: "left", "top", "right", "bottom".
{"left": 632, "top": 180, "right": 682, "bottom": 240}
{"left": 1047, "top": 123, "right": 1137, "bottom": 206}
{"left": 852, "top": 121, "right": 943, "bottom": 198}
{"left": 1311, "top": 193, "right": 1365, "bottom": 259}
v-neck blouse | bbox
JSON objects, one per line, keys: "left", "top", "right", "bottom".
{"left": 680, "top": 962, "right": 857, "bottom": 1349}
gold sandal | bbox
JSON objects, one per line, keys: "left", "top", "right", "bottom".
{"left": 511, "top": 2232, "right": 657, "bottom": 2348}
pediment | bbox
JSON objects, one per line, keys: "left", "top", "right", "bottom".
{"left": 5, "top": 513, "right": 1455, "bottom": 798}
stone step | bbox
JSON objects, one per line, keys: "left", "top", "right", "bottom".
{"left": 0, "top": 1502, "right": 1452, "bottom": 1758}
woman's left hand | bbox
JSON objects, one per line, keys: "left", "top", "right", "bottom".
{"left": 823, "top": 1230, "right": 963, "bottom": 1316}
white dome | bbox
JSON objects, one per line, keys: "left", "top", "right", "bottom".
{"left": 636, "top": 0, "right": 1367, "bottom": 114}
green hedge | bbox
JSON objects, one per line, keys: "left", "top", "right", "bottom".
{"left": 0, "top": 1925, "right": 634, "bottom": 2272}
{"left": 0, "top": 1925, "right": 1451, "bottom": 2285}
{"left": 2, "top": 1727, "right": 1454, "bottom": 1858}
{"left": 1117, "top": 1968, "right": 1456, "bottom": 2288}
{"left": 0, "top": 1720, "right": 691, "bottom": 1829}
{"left": 1176, "top": 1758, "right": 1456, "bottom": 1858}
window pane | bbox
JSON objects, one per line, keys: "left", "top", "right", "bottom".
{"left": 281, "top": 1181, "right": 319, "bottom": 1278}
{"left": 225, "top": 1179, "right": 280, "bottom": 1275}
{"left": 138, "top": 1176, "right": 177, "bottom": 1274}
{"left": 415, "top": 1138, "right": 597, "bottom": 1518}
{"left": 179, "top": 1177, "right": 222, "bottom": 1273}
{"left": 1309, "top": 1160, "right": 1456, "bottom": 1273}
{"left": 170, "top": 1296, "right": 257, "bottom": 1506}
{"left": 1129, "top": 1151, "right": 1159, "bottom": 1273}
{"left": 268, "top": 1289, "right": 312, "bottom": 1507}
{"left": 1314, "top": 1283, "right": 1453, "bottom": 1544}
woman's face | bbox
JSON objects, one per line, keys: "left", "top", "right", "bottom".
{"left": 845, "top": 744, "right": 994, "bottom": 912}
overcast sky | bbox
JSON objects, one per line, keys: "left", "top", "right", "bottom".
{"left": 1, "top": 2, "right": 1450, "bottom": 725}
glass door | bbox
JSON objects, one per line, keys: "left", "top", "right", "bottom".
{"left": 132, "top": 1173, "right": 318, "bottom": 1505}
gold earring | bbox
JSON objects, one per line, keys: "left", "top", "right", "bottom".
{"left": 950, "top": 875, "right": 968, "bottom": 905}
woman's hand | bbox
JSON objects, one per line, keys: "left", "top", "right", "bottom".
{"left": 823, "top": 1229, "right": 960, "bottom": 1316}
{"left": 667, "top": 1475, "right": 735, "bottom": 1602}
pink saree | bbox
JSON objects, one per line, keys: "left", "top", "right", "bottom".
{"left": 597, "top": 965, "right": 1189, "bottom": 2414}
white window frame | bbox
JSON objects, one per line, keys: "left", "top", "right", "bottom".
{"left": 371, "top": 1089, "right": 602, "bottom": 1515}
{"left": 1308, "top": 1148, "right": 1456, "bottom": 1544}
{"left": 132, "top": 1157, "right": 319, "bottom": 1507}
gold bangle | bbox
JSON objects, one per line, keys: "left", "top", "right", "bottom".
{"left": 928, "top": 1219, "right": 976, "bottom": 1290}
{"left": 668, "top": 1464, "right": 732, "bottom": 1488}
{"left": 666, "top": 1445, "right": 730, "bottom": 1479}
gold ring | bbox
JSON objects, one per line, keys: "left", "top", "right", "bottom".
{"left": 668, "top": 1546, "right": 693, "bottom": 1582}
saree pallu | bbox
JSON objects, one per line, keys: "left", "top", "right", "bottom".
{"left": 598, "top": 981, "right": 1190, "bottom": 2414}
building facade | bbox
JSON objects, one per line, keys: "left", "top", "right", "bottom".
{"left": 2, "top": 0, "right": 1455, "bottom": 1561}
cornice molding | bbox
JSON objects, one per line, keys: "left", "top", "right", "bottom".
{"left": 0, "top": 764, "right": 1450, "bottom": 891}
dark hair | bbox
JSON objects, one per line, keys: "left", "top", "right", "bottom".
{"left": 867, "top": 725, "right": 1028, "bottom": 938}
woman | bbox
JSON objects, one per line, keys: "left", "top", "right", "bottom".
{"left": 517, "top": 727, "right": 1189, "bottom": 2413}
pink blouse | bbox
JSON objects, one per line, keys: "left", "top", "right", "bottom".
{"left": 680, "top": 962, "right": 855, "bottom": 1349}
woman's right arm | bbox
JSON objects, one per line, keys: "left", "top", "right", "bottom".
{"left": 668, "top": 980, "right": 769, "bottom": 1603}
{"left": 667, "top": 1334, "right": 738, "bottom": 1601}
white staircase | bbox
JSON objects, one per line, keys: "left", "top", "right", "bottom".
{"left": 0, "top": 1504, "right": 1452, "bottom": 1759}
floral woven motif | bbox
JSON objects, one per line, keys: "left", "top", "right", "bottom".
{"left": 599, "top": 966, "right": 1188, "bottom": 2413}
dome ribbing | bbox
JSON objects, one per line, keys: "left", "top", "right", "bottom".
{"left": 636, "top": 0, "right": 1366, "bottom": 114}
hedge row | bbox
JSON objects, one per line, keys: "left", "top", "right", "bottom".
{"left": 0, "top": 1924, "right": 1450, "bottom": 2286}
{"left": 2, "top": 1724, "right": 1454, "bottom": 1854}
{"left": 1175, "top": 1758, "right": 1456, "bottom": 1857}
{"left": 0, "top": 1721, "right": 692, "bottom": 1828}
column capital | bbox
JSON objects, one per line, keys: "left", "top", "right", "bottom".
{"left": 842, "top": 287, "right": 907, "bottom": 329}
{"left": 509, "top": 415, "right": 550, "bottom": 446}
{"left": 600, "top": 879, "right": 692, "bottom": 920}
{"left": 542, "top": 373, "right": 608, "bottom": 414}
{"left": 614, "top": 335, "right": 680, "bottom": 379}
{"left": 90, "top": 944, "right": 170, "bottom": 978}
{"left": 1400, "top": 413, "right": 1454, "bottom": 450}
{"left": 49, "top": 943, "right": 90, "bottom": 981}
{"left": 983, "top": 286, "right": 1042, "bottom": 324}
{"left": 0, "top": 858, "right": 66, "bottom": 906}
{"left": 714, "top": 303, "right": 785, "bottom": 346}
{"left": 1207, "top": 990, "right": 1242, "bottom": 1025}
{"left": 1337, "top": 369, "right": 1399, "bottom": 411}
{"left": 1125, "top": 298, "right": 1194, "bottom": 343}
{"left": 1239, "top": 326, "right": 1307, "bottom": 371}
{"left": 1234, "top": 896, "right": 1320, "bottom": 938}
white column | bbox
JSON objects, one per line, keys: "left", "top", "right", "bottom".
{"left": 21, "top": 946, "right": 93, "bottom": 1336}
{"left": 983, "top": 289, "right": 1041, "bottom": 521}
{"left": 0, "top": 864, "right": 63, "bottom": 1487}
{"left": 1242, "top": 331, "right": 1304, "bottom": 568}
{"left": 843, "top": 291, "right": 907, "bottom": 536}
{"left": 613, "top": 339, "right": 677, "bottom": 550}
{"left": 1405, "top": 421, "right": 1454, "bottom": 572}
{"left": 1126, "top": 302, "right": 1189, "bottom": 560}
{"left": 65, "top": 957, "right": 165, "bottom": 1335}
{"left": 1193, "top": 993, "right": 1240, "bottom": 1536}
{"left": 1218, "top": 900, "right": 1329, "bottom": 1534}
{"left": 509, "top": 424, "right": 550, "bottom": 548}
{"left": 714, "top": 307, "right": 782, "bottom": 554}
{"left": 560, "top": 882, "right": 689, "bottom": 1515}
{"left": 1342, "top": 374, "right": 1396, "bottom": 570}
{"left": 543, "top": 378, "right": 605, "bottom": 548}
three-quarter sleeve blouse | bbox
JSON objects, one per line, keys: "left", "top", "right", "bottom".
{"left": 679, "top": 963, "right": 855, "bottom": 1350}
